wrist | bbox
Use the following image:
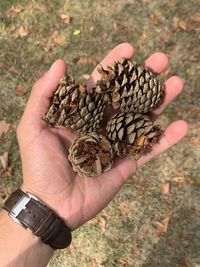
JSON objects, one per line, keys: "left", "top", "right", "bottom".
{"left": 4, "top": 189, "right": 72, "bottom": 250}
{"left": 0, "top": 209, "right": 53, "bottom": 267}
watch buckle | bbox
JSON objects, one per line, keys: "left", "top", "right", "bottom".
{"left": 9, "top": 194, "right": 31, "bottom": 227}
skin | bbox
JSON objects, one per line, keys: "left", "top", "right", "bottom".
{"left": 0, "top": 43, "right": 188, "bottom": 267}
{"left": 19, "top": 42, "right": 187, "bottom": 230}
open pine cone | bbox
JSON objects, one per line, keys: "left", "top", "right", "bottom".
{"left": 96, "top": 59, "right": 164, "bottom": 113}
{"left": 106, "top": 112, "right": 162, "bottom": 160}
{"left": 43, "top": 75, "right": 106, "bottom": 133}
{"left": 68, "top": 133, "right": 114, "bottom": 177}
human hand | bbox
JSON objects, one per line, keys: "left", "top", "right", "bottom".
{"left": 17, "top": 43, "right": 188, "bottom": 230}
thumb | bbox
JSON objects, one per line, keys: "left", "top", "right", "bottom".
{"left": 20, "top": 59, "right": 67, "bottom": 128}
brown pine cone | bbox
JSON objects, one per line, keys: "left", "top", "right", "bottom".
{"left": 43, "top": 75, "right": 106, "bottom": 133}
{"left": 96, "top": 59, "right": 164, "bottom": 113}
{"left": 106, "top": 112, "right": 162, "bottom": 159}
{"left": 68, "top": 133, "right": 114, "bottom": 177}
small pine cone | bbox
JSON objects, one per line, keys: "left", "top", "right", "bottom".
{"left": 68, "top": 133, "right": 114, "bottom": 177}
{"left": 96, "top": 59, "right": 164, "bottom": 113}
{"left": 43, "top": 75, "right": 106, "bottom": 133}
{"left": 106, "top": 112, "right": 162, "bottom": 159}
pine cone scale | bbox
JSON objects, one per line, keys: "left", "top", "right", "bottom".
{"left": 106, "top": 112, "right": 162, "bottom": 159}
{"left": 68, "top": 133, "right": 114, "bottom": 177}
{"left": 97, "top": 59, "right": 164, "bottom": 114}
{"left": 44, "top": 75, "right": 106, "bottom": 133}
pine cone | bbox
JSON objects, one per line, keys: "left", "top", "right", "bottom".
{"left": 43, "top": 75, "right": 106, "bottom": 133}
{"left": 68, "top": 133, "right": 114, "bottom": 177}
{"left": 96, "top": 59, "right": 164, "bottom": 113}
{"left": 106, "top": 112, "right": 162, "bottom": 159}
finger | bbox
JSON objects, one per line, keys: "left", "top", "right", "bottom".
{"left": 152, "top": 76, "right": 184, "bottom": 116}
{"left": 21, "top": 59, "right": 67, "bottom": 126}
{"left": 137, "top": 120, "right": 188, "bottom": 167}
{"left": 144, "top": 52, "right": 169, "bottom": 74}
{"left": 87, "top": 42, "right": 134, "bottom": 88}
{"left": 81, "top": 120, "right": 188, "bottom": 224}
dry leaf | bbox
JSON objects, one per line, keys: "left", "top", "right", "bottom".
{"left": 179, "top": 256, "right": 194, "bottom": 267}
{"left": 88, "top": 216, "right": 107, "bottom": 233}
{"left": 44, "top": 30, "right": 65, "bottom": 52}
{"left": 191, "top": 12, "right": 200, "bottom": 22}
{"left": 9, "top": 66, "right": 19, "bottom": 74}
{"left": 78, "top": 56, "right": 97, "bottom": 65}
{"left": 173, "top": 17, "right": 192, "bottom": 31}
{"left": 18, "top": 26, "right": 29, "bottom": 37}
{"left": 152, "top": 217, "right": 170, "bottom": 235}
{"left": 119, "top": 202, "right": 132, "bottom": 216}
{"left": 172, "top": 176, "right": 185, "bottom": 184}
{"left": 178, "top": 19, "right": 188, "bottom": 30}
{"left": 160, "top": 183, "right": 170, "bottom": 195}
{"left": 16, "top": 86, "right": 25, "bottom": 96}
{"left": 188, "top": 137, "right": 200, "bottom": 145}
{"left": 119, "top": 257, "right": 129, "bottom": 265}
{"left": 73, "top": 29, "right": 81, "bottom": 35}
{"left": 60, "top": 14, "right": 71, "bottom": 24}
{"left": 91, "top": 259, "right": 98, "bottom": 267}
{"left": 4, "top": 166, "right": 12, "bottom": 177}
{"left": 8, "top": 5, "right": 22, "bottom": 18}
{"left": 0, "top": 120, "right": 10, "bottom": 138}
{"left": 97, "top": 217, "right": 106, "bottom": 233}
{"left": 36, "top": 5, "right": 46, "bottom": 13}
{"left": 188, "top": 55, "right": 198, "bottom": 62}
{"left": 0, "top": 186, "right": 9, "bottom": 199}
{"left": 82, "top": 74, "right": 90, "bottom": 80}
{"left": 0, "top": 152, "right": 8, "bottom": 170}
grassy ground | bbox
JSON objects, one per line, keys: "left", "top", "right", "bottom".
{"left": 0, "top": 0, "right": 200, "bottom": 266}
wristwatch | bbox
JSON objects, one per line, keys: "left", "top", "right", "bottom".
{"left": 3, "top": 189, "right": 72, "bottom": 249}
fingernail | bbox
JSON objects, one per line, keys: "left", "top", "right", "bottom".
{"left": 47, "top": 60, "right": 57, "bottom": 74}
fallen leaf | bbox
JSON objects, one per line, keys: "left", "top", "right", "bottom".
{"left": 78, "top": 56, "right": 97, "bottom": 65}
{"left": 118, "top": 202, "right": 132, "bottom": 216}
{"left": 196, "top": 125, "right": 200, "bottom": 133}
{"left": 0, "top": 120, "right": 10, "bottom": 138}
{"left": 18, "top": 26, "right": 29, "bottom": 37}
{"left": 172, "top": 176, "right": 185, "bottom": 184}
{"left": 9, "top": 66, "right": 19, "bottom": 74}
{"left": 16, "top": 86, "right": 26, "bottom": 96}
{"left": 8, "top": 5, "right": 23, "bottom": 18}
{"left": 44, "top": 30, "right": 65, "bottom": 52}
{"left": 0, "top": 186, "right": 9, "bottom": 199}
{"left": 178, "top": 19, "right": 188, "bottom": 30}
{"left": 188, "top": 137, "right": 200, "bottom": 146}
{"left": 152, "top": 217, "right": 170, "bottom": 235}
{"left": 73, "top": 29, "right": 81, "bottom": 35}
{"left": 82, "top": 74, "right": 90, "bottom": 80}
{"left": 173, "top": 17, "right": 192, "bottom": 31}
{"left": 60, "top": 14, "right": 71, "bottom": 24}
{"left": 160, "top": 183, "right": 170, "bottom": 195}
{"left": 4, "top": 166, "right": 12, "bottom": 177}
{"left": 179, "top": 256, "right": 194, "bottom": 267}
{"left": 0, "top": 152, "right": 8, "bottom": 170}
{"left": 191, "top": 12, "right": 200, "bottom": 22}
{"left": 36, "top": 5, "right": 46, "bottom": 13}
{"left": 119, "top": 257, "right": 129, "bottom": 265}
{"left": 91, "top": 259, "right": 98, "bottom": 267}
{"left": 97, "top": 216, "right": 106, "bottom": 233}
{"left": 188, "top": 55, "right": 198, "bottom": 62}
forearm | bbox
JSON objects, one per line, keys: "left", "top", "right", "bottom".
{"left": 0, "top": 209, "right": 53, "bottom": 267}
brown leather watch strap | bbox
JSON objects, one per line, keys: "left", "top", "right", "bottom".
{"left": 3, "top": 189, "right": 72, "bottom": 249}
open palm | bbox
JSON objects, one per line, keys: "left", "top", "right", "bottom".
{"left": 17, "top": 43, "right": 188, "bottom": 230}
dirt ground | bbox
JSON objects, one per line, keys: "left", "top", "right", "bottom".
{"left": 0, "top": 1, "right": 200, "bottom": 266}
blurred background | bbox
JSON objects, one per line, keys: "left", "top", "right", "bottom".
{"left": 0, "top": 0, "right": 200, "bottom": 266}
